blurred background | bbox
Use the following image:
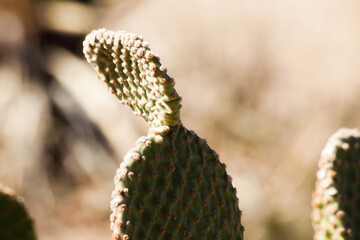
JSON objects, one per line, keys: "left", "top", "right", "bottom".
{"left": 0, "top": 0, "right": 360, "bottom": 239}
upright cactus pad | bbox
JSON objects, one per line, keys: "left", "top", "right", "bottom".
{"left": 110, "top": 125, "right": 243, "bottom": 240}
{"left": 83, "top": 29, "right": 244, "bottom": 240}
{"left": 83, "top": 29, "right": 181, "bottom": 127}
{"left": 311, "top": 128, "right": 360, "bottom": 240}
{"left": 0, "top": 184, "right": 36, "bottom": 240}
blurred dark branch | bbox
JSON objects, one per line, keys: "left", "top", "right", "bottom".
{"left": 0, "top": 0, "right": 115, "bottom": 192}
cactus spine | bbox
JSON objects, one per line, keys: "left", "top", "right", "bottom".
{"left": 0, "top": 184, "right": 36, "bottom": 240}
{"left": 311, "top": 128, "right": 360, "bottom": 240}
{"left": 83, "top": 29, "right": 244, "bottom": 240}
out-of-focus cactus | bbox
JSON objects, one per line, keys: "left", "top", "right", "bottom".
{"left": 0, "top": 184, "right": 36, "bottom": 240}
{"left": 83, "top": 29, "right": 244, "bottom": 240}
{"left": 311, "top": 128, "right": 360, "bottom": 240}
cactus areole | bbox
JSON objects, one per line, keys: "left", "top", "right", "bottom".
{"left": 83, "top": 29, "right": 244, "bottom": 240}
{"left": 312, "top": 128, "right": 360, "bottom": 240}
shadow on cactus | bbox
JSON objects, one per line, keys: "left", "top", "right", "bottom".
{"left": 0, "top": 184, "right": 36, "bottom": 240}
{"left": 312, "top": 128, "right": 360, "bottom": 240}
{"left": 83, "top": 29, "right": 244, "bottom": 240}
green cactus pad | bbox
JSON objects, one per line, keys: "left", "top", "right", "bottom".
{"left": 311, "top": 128, "right": 360, "bottom": 240}
{"left": 83, "top": 28, "right": 182, "bottom": 127}
{"left": 110, "top": 125, "right": 244, "bottom": 240}
{"left": 0, "top": 184, "right": 36, "bottom": 240}
{"left": 83, "top": 29, "right": 244, "bottom": 240}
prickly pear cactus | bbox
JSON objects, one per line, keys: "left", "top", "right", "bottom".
{"left": 0, "top": 184, "right": 36, "bottom": 240}
{"left": 311, "top": 128, "right": 360, "bottom": 240}
{"left": 83, "top": 29, "right": 244, "bottom": 240}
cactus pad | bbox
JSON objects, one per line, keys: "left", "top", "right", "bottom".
{"left": 110, "top": 125, "right": 244, "bottom": 240}
{"left": 83, "top": 29, "right": 244, "bottom": 240}
{"left": 83, "top": 29, "right": 181, "bottom": 127}
{"left": 311, "top": 128, "right": 360, "bottom": 240}
{"left": 0, "top": 184, "right": 36, "bottom": 240}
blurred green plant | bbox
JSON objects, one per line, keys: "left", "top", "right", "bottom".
{"left": 0, "top": 184, "right": 36, "bottom": 240}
